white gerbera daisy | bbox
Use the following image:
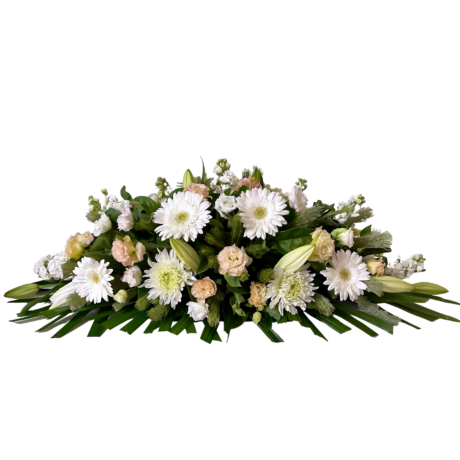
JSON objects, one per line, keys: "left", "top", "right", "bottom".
{"left": 72, "top": 257, "right": 114, "bottom": 303}
{"left": 153, "top": 191, "right": 212, "bottom": 242}
{"left": 141, "top": 249, "right": 196, "bottom": 308}
{"left": 265, "top": 266, "right": 317, "bottom": 315}
{"left": 236, "top": 188, "right": 289, "bottom": 239}
{"left": 320, "top": 250, "right": 370, "bottom": 301}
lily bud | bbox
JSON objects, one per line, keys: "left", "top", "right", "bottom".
{"left": 182, "top": 169, "right": 194, "bottom": 189}
{"left": 170, "top": 238, "right": 200, "bottom": 272}
{"left": 275, "top": 244, "right": 316, "bottom": 273}
{"left": 411, "top": 282, "right": 448, "bottom": 295}
{"left": 253, "top": 311, "right": 262, "bottom": 324}
{"left": 113, "top": 289, "right": 128, "bottom": 304}
{"left": 372, "top": 275, "right": 414, "bottom": 293}
{"left": 4, "top": 283, "right": 40, "bottom": 299}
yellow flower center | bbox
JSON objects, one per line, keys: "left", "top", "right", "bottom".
{"left": 176, "top": 212, "right": 189, "bottom": 223}
{"left": 92, "top": 273, "right": 101, "bottom": 283}
{"left": 254, "top": 207, "right": 267, "bottom": 220}
{"left": 340, "top": 269, "right": 351, "bottom": 281}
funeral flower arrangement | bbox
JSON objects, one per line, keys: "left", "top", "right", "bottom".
{"left": 5, "top": 159, "right": 459, "bottom": 342}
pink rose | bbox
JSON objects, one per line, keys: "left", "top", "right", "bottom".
{"left": 184, "top": 183, "right": 210, "bottom": 201}
{"left": 238, "top": 177, "right": 261, "bottom": 190}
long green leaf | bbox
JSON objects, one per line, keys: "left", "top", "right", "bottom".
{"left": 298, "top": 310, "right": 327, "bottom": 341}
{"left": 35, "top": 313, "right": 69, "bottom": 333}
{"left": 52, "top": 311, "right": 88, "bottom": 338}
{"left": 333, "top": 310, "right": 378, "bottom": 337}
{"left": 144, "top": 320, "right": 160, "bottom": 334}
{"left": 395, "top": 302, "right": 459, "bottom": 322}
{"left": 388, "top": 303, "right": 438, "bottom": 322}
{"left": 120, "top": 312, "right": 149, "bottom": 334}
{"left": 315, "top": 315, "right": 352, "bottom": 334}
{"left": 256, "top": 323, "right": 284, "bottom": 342}
{"left": 170, "top": 315, "right": 194, "bottom": 335}
{"left": 101, "top": 309, "right": 138, "bottom": 330}
{"left": 201, "top": 320, "right": 222, "bottom": 343}
{"left": 334, "top": 304, "right": 394, "bottom": 334}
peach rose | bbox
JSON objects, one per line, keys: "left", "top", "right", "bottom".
{"left": 112, "top": 236, "right": 145, "bottom": 267}
{"left": 217, "top": 245, "right": 253, "bottom": 277}
{"left": 191, "top": 277, "right": 217, "bottom": 301}
{"left": 365, "top": 257, "right": 385, "bottom": 276}
{"left": 238, "top": 177, "right": 261, "bottom": 190}
{"left": 248, "top": 281, "right": 267, "bottom": 311}
{"left": 184, "top": 183, "right": 210, "bottom": 201}
{"left": 310, "top": 227, "right": 335, "bottom": 263}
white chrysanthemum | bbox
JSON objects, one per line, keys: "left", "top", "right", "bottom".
{"left": 320, "top": 250, "right": 370, "bottom": 301}
{"left": 187, "top": 301, "right": 209, "bottom": 321}
{"left": 72, "top": 257, "right": 114, "bottom": 303}
{"left": 48, "top": 252, "right": 68, "bottom": 280}
{"left": 141, "top": 249, "right": 196, "bottom": 308}
{"left": 236, "top": 188, "right": 289, "bottom": 239}
{"left": 153, "top": 191, "right": 212, "bottom": 242}
{"left": 34, "top": 255, "right": 53, "bottom": 280}
{"left": 265, "top": 266, "right": 317, "bottom": 315}
{"left": 214, "top": 194, "right": 237, "bottom": 218}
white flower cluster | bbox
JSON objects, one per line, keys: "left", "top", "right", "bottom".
{"left": 385, "top": 254, "right": 426, "bottom": 279}
{"left": 336, "top": 194, "right": 365, "bottom": 224}
{"left": 34, "top": 252, "right": 68, "bottom": 281}
{"left": 102, "top": 195, "right": 132, "bottom": 213}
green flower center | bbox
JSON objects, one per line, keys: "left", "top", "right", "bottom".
{"left": 254, "top": 207, "right": 267, "bottom": 220}
{"left": 158, "top": 268, "right": 180, "bottom": 292}
{"left": 340, "top": 269, "right": 351, "bottom": 281}
{"left": 92, "top": 273, "right": 101, "bottom": 283}
{"left": 176, "top": 212, "right": 189, "bottom": 223}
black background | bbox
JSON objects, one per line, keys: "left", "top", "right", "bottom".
{"left": 1, "top": 81, "right": 459, "bottom": 455}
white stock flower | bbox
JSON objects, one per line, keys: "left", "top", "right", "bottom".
{"left": 117, "top": 207, "right": 134, "bottom": 232}
{"left": 34, "top": 255, "right": 52, "bottom": 280}
{"left": 121, "top": 265, "right": 143, "bottom": 288}
{"left": 72, "top": 257, "right": 114, "bottom": 303}
{"left": 385, "top": 254, "right": 425, "bottom": 279}
{"left": 320, "top": 250, "right": 370, "bottom": 301}
{"left": 214, "top": 194, "right": 237, "bottom": 218}
{"left": 187, "top": 301, "right": 209, "bottom": 321}
{"left": 265, "top": 266, "right": 316, "bottom": 315}
{"left": 220, "top": 170, "right": 238, "bottom": 188}
{"left": 93, "top": 213, "right": 112, "bottom": 237}
{"left": 289, "top": 186, "right": 308, "bottom": 212}
{"left": 47, "top": 252, "right": 68, "bottom": 280}
{"left": 153, "top": 191, "right": 212, "bottom": 242}
{"left": 236, "top": 188, "right": 289, "bottom": 239}
{"left": 141, "top": 249, "right": 196, "bottom": 308}
{"left": 103, "top": 195, "right": 132, "bottom": 212}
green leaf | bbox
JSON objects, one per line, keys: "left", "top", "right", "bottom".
{"left": 333, "top": 310, "right": 378, "bottom": 337}
{"left": 272, "top": 228, "right": 313, "bottom": 255}
{"left": 90, "top": 230, "right": 114, "bottom": 251}
{"left": 209, "top": 219, "right": 225, "bottom": 230}
{"left": 144, "top": 320, "right": 160, "bottom": 334}
{"left": 316, "top": 315, "right": 352, "bottom": 335}
{"left": 389, "top": 303, "right": 437, "bottom": 322}
{"left": 170, "top": 315, "right": 195, "bottom": 335}
{"left": 298, "top": 310, "right": 327, "bottom": 341}
{"left": 257, "top": 319, "right": 284, "bottom": 343}
{"left": 101, "top": 309, "right": 138, "bottom": 330}
{"left": 196, "top": 256, "right": 210, "bottom": 274}
{"left": 201, "top": 157, "right": 206, "bottom": 182}
{"left": 265, "top": 307, "right": 282, "bottom": 321}
{"left": 334, "top": 304, "right": 394, "bottom": 334}
{"left": 400, "top": 319, "right": 421, "bottom": 330}
{"left": 120, "top": 186, "right": 133, "bottom": 201}
{"left": 186, "top": 323, "right": 197, "bottom": 334}
{"left": 52, "top": 311, "right": 89, "bottom": 338}
{"left": 201, "top": 320, "right": 221, "bottom": 343}
{"left": 224, "top": 274, "right": 241, "bottom": 287}
{"left": 158, "top": 310, "right": 175, "bottom": 332}
{"left": 105, "top": 208, "right": 121, "bottom": 224}
{"left": 395, "top": 302, "right": 459, "bottom": 322}
{"left": 426, "top": 295, "right": 460, "bottom": 306}
{"left": 133, "top": 196, "right": 159, "bottom": 214}
{"left": 120, "top": 312, "right": 149, "bottom": 334}
{"left": 360, "top": 225, "right": 372, "bottom": 237}
{"left": 87, "top": 311, "right": 111, "bottom": 337}
{"left": 35, "top": 313, "right": 69, "bottom": 333}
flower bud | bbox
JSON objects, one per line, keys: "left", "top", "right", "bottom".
{"left": 275, "top": 244, "right": 316, "bottom": 273}
{"left": 182, "top": 169, "right": 194, "bottom": 189}
{"left": 372, "top": 275, "right": 414, "bottom": 293}
{"left": 411, "top": 282, "right": 448, "bottom": 295}
{"left": 365, "top": 257, "right": 385, "bottom": 276}
{"left": 113, "top": 289, "right": 128, "bottom": 304}
{"left": 253, "top": 311, "right": 262, "bottom": 324}
{"left": 331, "top": 228, "right": 355, "bottom": 247}
{"left": 170, "top": 238, "right": 200, "bottom": 272}
{"left": 4, "top": 283, "right": 40, "bottom": 299}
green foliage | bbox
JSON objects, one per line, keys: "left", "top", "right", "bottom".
{"left": 272, "top": 228, "right": 313, "bottom": 254}
{"left": 343, "top": 207, "right": 374, "bottom": 227}
{"left": 86, "top": 210, "right": 101, "bottom": 223}
{"left": 258, "top": 268, "right": 275, "bottom": 283}
{"left": 120, "top": 186, "right": 133, "bottom": 201}
{"left": 66, "top": 293, "right": 88, "bottom": 311}
{"left": 229, "top": 214, "right": 244, "bottom": 245}
{"left": 364, "top": 279, "right": 384, "bottom": 297}
{"left": 4, "top": 284, "right": 40, "bottom": 299}
{"left": 148, "top": 304, "right": 170, "bottom": 322}
{"left": 205, "top": 228, "right": 226, "bottom": 248}
{"left": 355, "top": 296, "right": 401, "bottom": 326}
{"left": 292, "top": 205, "right": 322, "bottom": 228}
{"left": 354, "top": 231, "right": 393, "bottom": 249}
{"left": 310, "top": 293, "right": 334, "bottom": 316}
{"left": 245, "top": 241, "right": 270, "bottom": 259}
